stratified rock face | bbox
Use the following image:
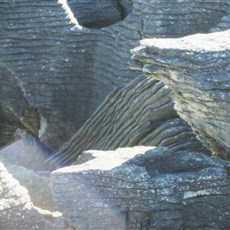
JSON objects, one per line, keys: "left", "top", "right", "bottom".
{"left": 0, "top": 162, "right": 73, "bottom": 230}
{"left": 49, "top": 76, "right": 208, "bottom": 167}
{"left": 132, "top": 30, "right": 230, "bottom": 159}
{"left": 0, "top": 0, "right": 229, "bottom": 148}
{"left": 0, "top": 66, "right": 39, "bottom": 146}
{"left": 51, "top": 146, "right": 230, "bottom": 230}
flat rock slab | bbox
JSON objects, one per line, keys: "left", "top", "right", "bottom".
{"left": 51, "top": 146, "right": 230, "bottom": 229}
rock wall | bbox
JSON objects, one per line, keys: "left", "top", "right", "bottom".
{"left": 132, "top": 30, "right": 230, "bottom": 159}
{"left": 0, "top": 66, "right": 39, "bottom": 146}
{"left": 0, "top": 0, "right": 229, "bottom": 148}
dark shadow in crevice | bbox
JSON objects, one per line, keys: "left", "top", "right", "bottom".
{"left": 66, "top": 0, "right": 133, "bottom": 29}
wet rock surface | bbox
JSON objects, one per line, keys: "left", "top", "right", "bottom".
{"left": 51, "top": 146, "right": 230, "bottom": 230}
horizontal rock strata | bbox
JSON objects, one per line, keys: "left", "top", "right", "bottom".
{"left": 49, "top": 76, "right": 208, "bottom": 167}
{"left": 132, "top": 30, "right": 230, "bottom": 159}
{"left": 1, "top": 0, "right": 229, "bottom": 148}
{"left": 0, "top": 162, "right": 73, "bottom": 229}
{"left": 51, "top": 146, "right": 230, "bottom": 230}
{"left": 0, "top": 66, "right": 39, "bottom": 146}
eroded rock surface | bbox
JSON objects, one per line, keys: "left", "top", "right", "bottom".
{"left": 132, "top": 30, "right": 230, "bottom": 159}
{"left": 0, "top": 162, "right": 73, "bottom": 230}
{"left": 1, "top": 0, "right": 229, "bottom": 148}
{"left": 51, "top": 146, "right": 230, "bottom": 230}
{"left": 0, "top": 66, "right": 39, "bottom": 147}
{"left": 49, "top": 76, "right": 208, "bottom": 167}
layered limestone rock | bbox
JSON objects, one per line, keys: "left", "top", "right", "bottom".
{"left": 0, "top": 162, "right": 73, "bottom": 229}
{"left": 0, "top": 0, "right": 98, "bottom": 148}
{"left": 0, "top": 66, "right": 39, "bottom": 147}
{"left": 1, "top": 1, "right": 230, "bottom": 229}
{"left": 49, "top": 76, "right": 208, "bottom": 167}
{"left": 51, "top": 146, "right": 230, "bottom": 230}
{"left": 1, "top": 0, "right": 229, "bottom": 148}
{"left": 132, "top": 30, "right": 230, "bottom": 159}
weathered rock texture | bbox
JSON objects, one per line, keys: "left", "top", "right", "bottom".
{"left": 1, "top": 0, "right": 229, "bottom": 148}
{"left": 0, "top": 162, "right": 73, "bottom": 229}
{"left": 49, "top": 76, "right": 208, "bottom": 167}
{"left": 51, "top": 146, "right": 230, "bottom": 230}
{"left": 132, "top": 30, "right": 230, "bottom": 159}
{"left": 0, "top": 66, "right": 39, "bottom": 147}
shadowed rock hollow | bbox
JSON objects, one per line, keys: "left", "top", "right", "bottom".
{"left": 66, "top": 0, "right": 133, "bottom": 28}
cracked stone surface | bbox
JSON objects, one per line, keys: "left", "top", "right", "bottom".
{"left": 51, "top": 146, "right": 230, "bottom": 230}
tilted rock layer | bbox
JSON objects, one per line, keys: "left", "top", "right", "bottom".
{"left": 49, "top": 76, "right": 208, "bottom": 167}
{"left": 132, "top": 30, "right": 230, "bottom": 159}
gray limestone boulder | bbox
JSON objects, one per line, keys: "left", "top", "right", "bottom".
{"left": 0, "top": 162, "right": 73, "bottom": 230}
{"left": 51, "top": 146, "right": 230, "bottom": 230}
{"left": 132, "top": 30, "right": 230, "bottom": 159}
{"left": 49, "top": 76, "right": 208, "bottom": 167}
